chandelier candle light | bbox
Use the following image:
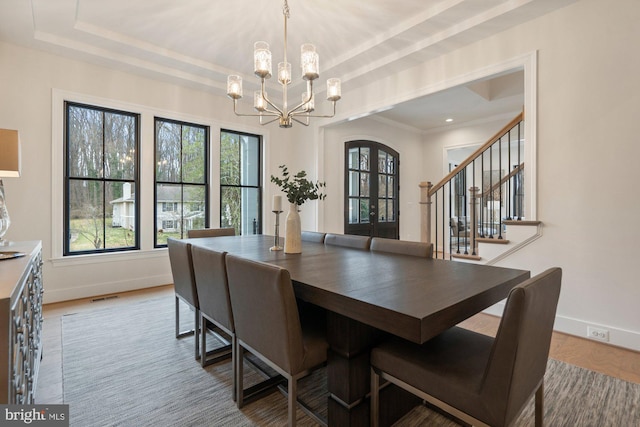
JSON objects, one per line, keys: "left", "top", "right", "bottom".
{"left": 226, "top": 0, "right": 341, "bottom": 128}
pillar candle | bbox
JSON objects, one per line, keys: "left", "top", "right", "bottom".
{"left": 272, "top": 195, "right": 282, "bottom": 212}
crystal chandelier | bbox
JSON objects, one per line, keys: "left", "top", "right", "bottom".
{"left": 226, "top": 0, "right": 341, "bottom": 128}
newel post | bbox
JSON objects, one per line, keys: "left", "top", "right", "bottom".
{"left": 469, "top": 186, "right": 479, "bottom": 256}
{"left": 419, "top": 181, "right": 433, "bottom": 245}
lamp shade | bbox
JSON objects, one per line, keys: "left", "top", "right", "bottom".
{"left": 0, "top": 129, "right": 21, "bottom": 178}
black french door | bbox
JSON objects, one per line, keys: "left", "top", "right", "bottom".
{"left": 344, "top": 141, "right": 399, "bottom": 239}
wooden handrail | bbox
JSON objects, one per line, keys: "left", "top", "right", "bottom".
{"left": 480, "top": 162, "right": 524, "bottom": 198}
{"left": 428, "top": 111, "right": 524, "bottom": 197}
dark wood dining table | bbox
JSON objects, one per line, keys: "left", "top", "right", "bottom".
{"left": 188, "top": 234, "right": 530, "bottom": 426}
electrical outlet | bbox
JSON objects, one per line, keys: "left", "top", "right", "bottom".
{"left": 587, "top": 326, "right": 610, "bottom": 342}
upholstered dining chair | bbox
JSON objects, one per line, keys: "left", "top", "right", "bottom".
{"left": 167, "top": 238, "right": 200, "bottom": 360}
{"left": 370, "top": 237, "right": 433, "bottom": 258}
{"left": 226, "top": 255, "right": 329, "bottom": 427}
{"left": 187, "top": 227, "right": 235, "bottom": 238}
{"left": 301, "top": 231, "right": 326, "bottom": 243}
{"left": 370, "top": 267, "right": 562, "bottom": 427}
{"left": 324, "top": 233, "right": 371, "bottom": 250}
{"left": 190, "top": 246, "right": 234, "bottom": 371}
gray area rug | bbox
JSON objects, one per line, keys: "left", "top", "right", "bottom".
{"left": 62, "top": 295, "right": 640, "bottom": 426}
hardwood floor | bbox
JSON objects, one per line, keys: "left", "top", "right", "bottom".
{"left": 35, "top": 284, "right": 640, "bottom": 405}
{"left": 458, "top": 313, "right": 640, "bottom": 384}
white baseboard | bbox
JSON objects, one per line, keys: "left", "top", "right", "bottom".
{"left": 43, "top": 273, "right": 173, "bottom": 304}
{"left": 483, "top": 303, "right": 640, "bottom": 352}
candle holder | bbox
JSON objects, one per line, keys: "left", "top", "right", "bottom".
{"left": 270, "top": 210, "right": 283, "bottom": 251}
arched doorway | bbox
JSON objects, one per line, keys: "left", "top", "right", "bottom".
{"left": 344, "top": 140, "right": 399, "bottom": 238}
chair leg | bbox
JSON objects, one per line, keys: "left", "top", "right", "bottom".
{"left": 231, "top": 334, "right": 237, "bottom": 402}
{"left": 370, "top": 367, "right": 380, "bottom": 427}
{"left": 194, "top": 308, "right": 200, "bottom": 360}
{"left": 288, "top": 376, "right": 297, "bottom": 427}
{"left": 535, "top": 381, "right": 544, "bottom": 427}
{"left": 175, "top": 296, "right": 180, "bottom": 338}
{"left": 236, "top": 343, "right": 245, "bottom": 408}
{"left": 200, "top": 315, "right": 207, "bottom": 368}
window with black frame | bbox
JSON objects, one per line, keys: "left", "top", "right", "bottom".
{"left": 220, "top": 130, "right": 261, "bottom": 235}
{"left": 154, "top": 118, "right": 209, "bottom": 246}
{"left": 64, "top": 102, "right": 140, "bottom": 255}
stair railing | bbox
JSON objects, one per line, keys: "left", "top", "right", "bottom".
{"left": 420, "top": 112, "right": 525, "bottom": 259}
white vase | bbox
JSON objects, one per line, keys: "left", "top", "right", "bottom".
{"left": 284, "top": 202, "right": 302, "bottom": 254}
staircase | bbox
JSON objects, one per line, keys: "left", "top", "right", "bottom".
{"left": 419, "top": 111, "right": 540, "bottom": 263}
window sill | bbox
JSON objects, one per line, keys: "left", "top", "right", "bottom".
{"left": 49, "top": 248, "right": 167, "bottom": 267}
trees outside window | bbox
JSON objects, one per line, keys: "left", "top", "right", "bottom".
{"left": 155, "top": 118, "right": 208, "bottom": 246}
{"left": 64, "top": 102, "right": 139, "bottom": 255}
{"left": 220, "top": 130, "right": 261, "bottom": 235}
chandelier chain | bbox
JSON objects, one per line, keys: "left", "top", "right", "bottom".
{"left": 283, "top": 0, "right": 290, "bottom": 19}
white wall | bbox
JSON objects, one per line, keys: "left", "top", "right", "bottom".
{"left": 316, "top": 0, "right": 640, "bottom": 350}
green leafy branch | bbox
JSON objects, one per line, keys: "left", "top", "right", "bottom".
{"left": 270, "top": 165, "right": 326, "bottom": 206}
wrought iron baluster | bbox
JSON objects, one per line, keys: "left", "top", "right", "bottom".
{"left": 498, "top": 136, "right": 503, "bottom": 239}
{"left": 507, "top": 128, "right": 512, "bottom": 220}
{"left": 434, "top": 191, "right": 439, "bottom": 259}
{"left": 517, "top": 121, "right": 522, "bottom": 220}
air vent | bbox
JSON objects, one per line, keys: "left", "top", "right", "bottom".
{"left": 90, "top": 295, "right": 119, "bottom": 303}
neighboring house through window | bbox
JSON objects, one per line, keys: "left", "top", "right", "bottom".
{"left": 220, "top": 130, "right": 261, "bottom": 235}
{"left": 155, "top": 118, "right": 209, "bottom": 246}
{"left": 64, "top": 102, "right": 140, "bottom": 255}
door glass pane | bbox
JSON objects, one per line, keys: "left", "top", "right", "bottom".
{"left": 349, "top": 171, "right": 359, "bottom": 197}
{"left": 378, "top": 199, "right": 387, "bottom": 222}
{"left": 348, "top": 148, "right": 359, "bottom": 170}
{"left": 378, "top": 151, "right": 387, "bottom": 173}
{"left": 360, "top": 172, "right": 370, "bottom": 197}
{"left": 388, "top": 200, "right": 395, "bottom": 221}
{"left": 360, "top": 199, "right": 370, "bottom": 223}
{"left": 387, "top": 176, "right": 394, "bottom": 198}
{"left": 378, "top": 175, "right": 387, "bottom": 197}
{"left": 387, "top": 155, "right": 395, "bottom": 174}
{"left": 348, "top": 198, "right": 359, "bottom": 224}
{"left": 360, "top": 147, "right": 370, "bottom": 171}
